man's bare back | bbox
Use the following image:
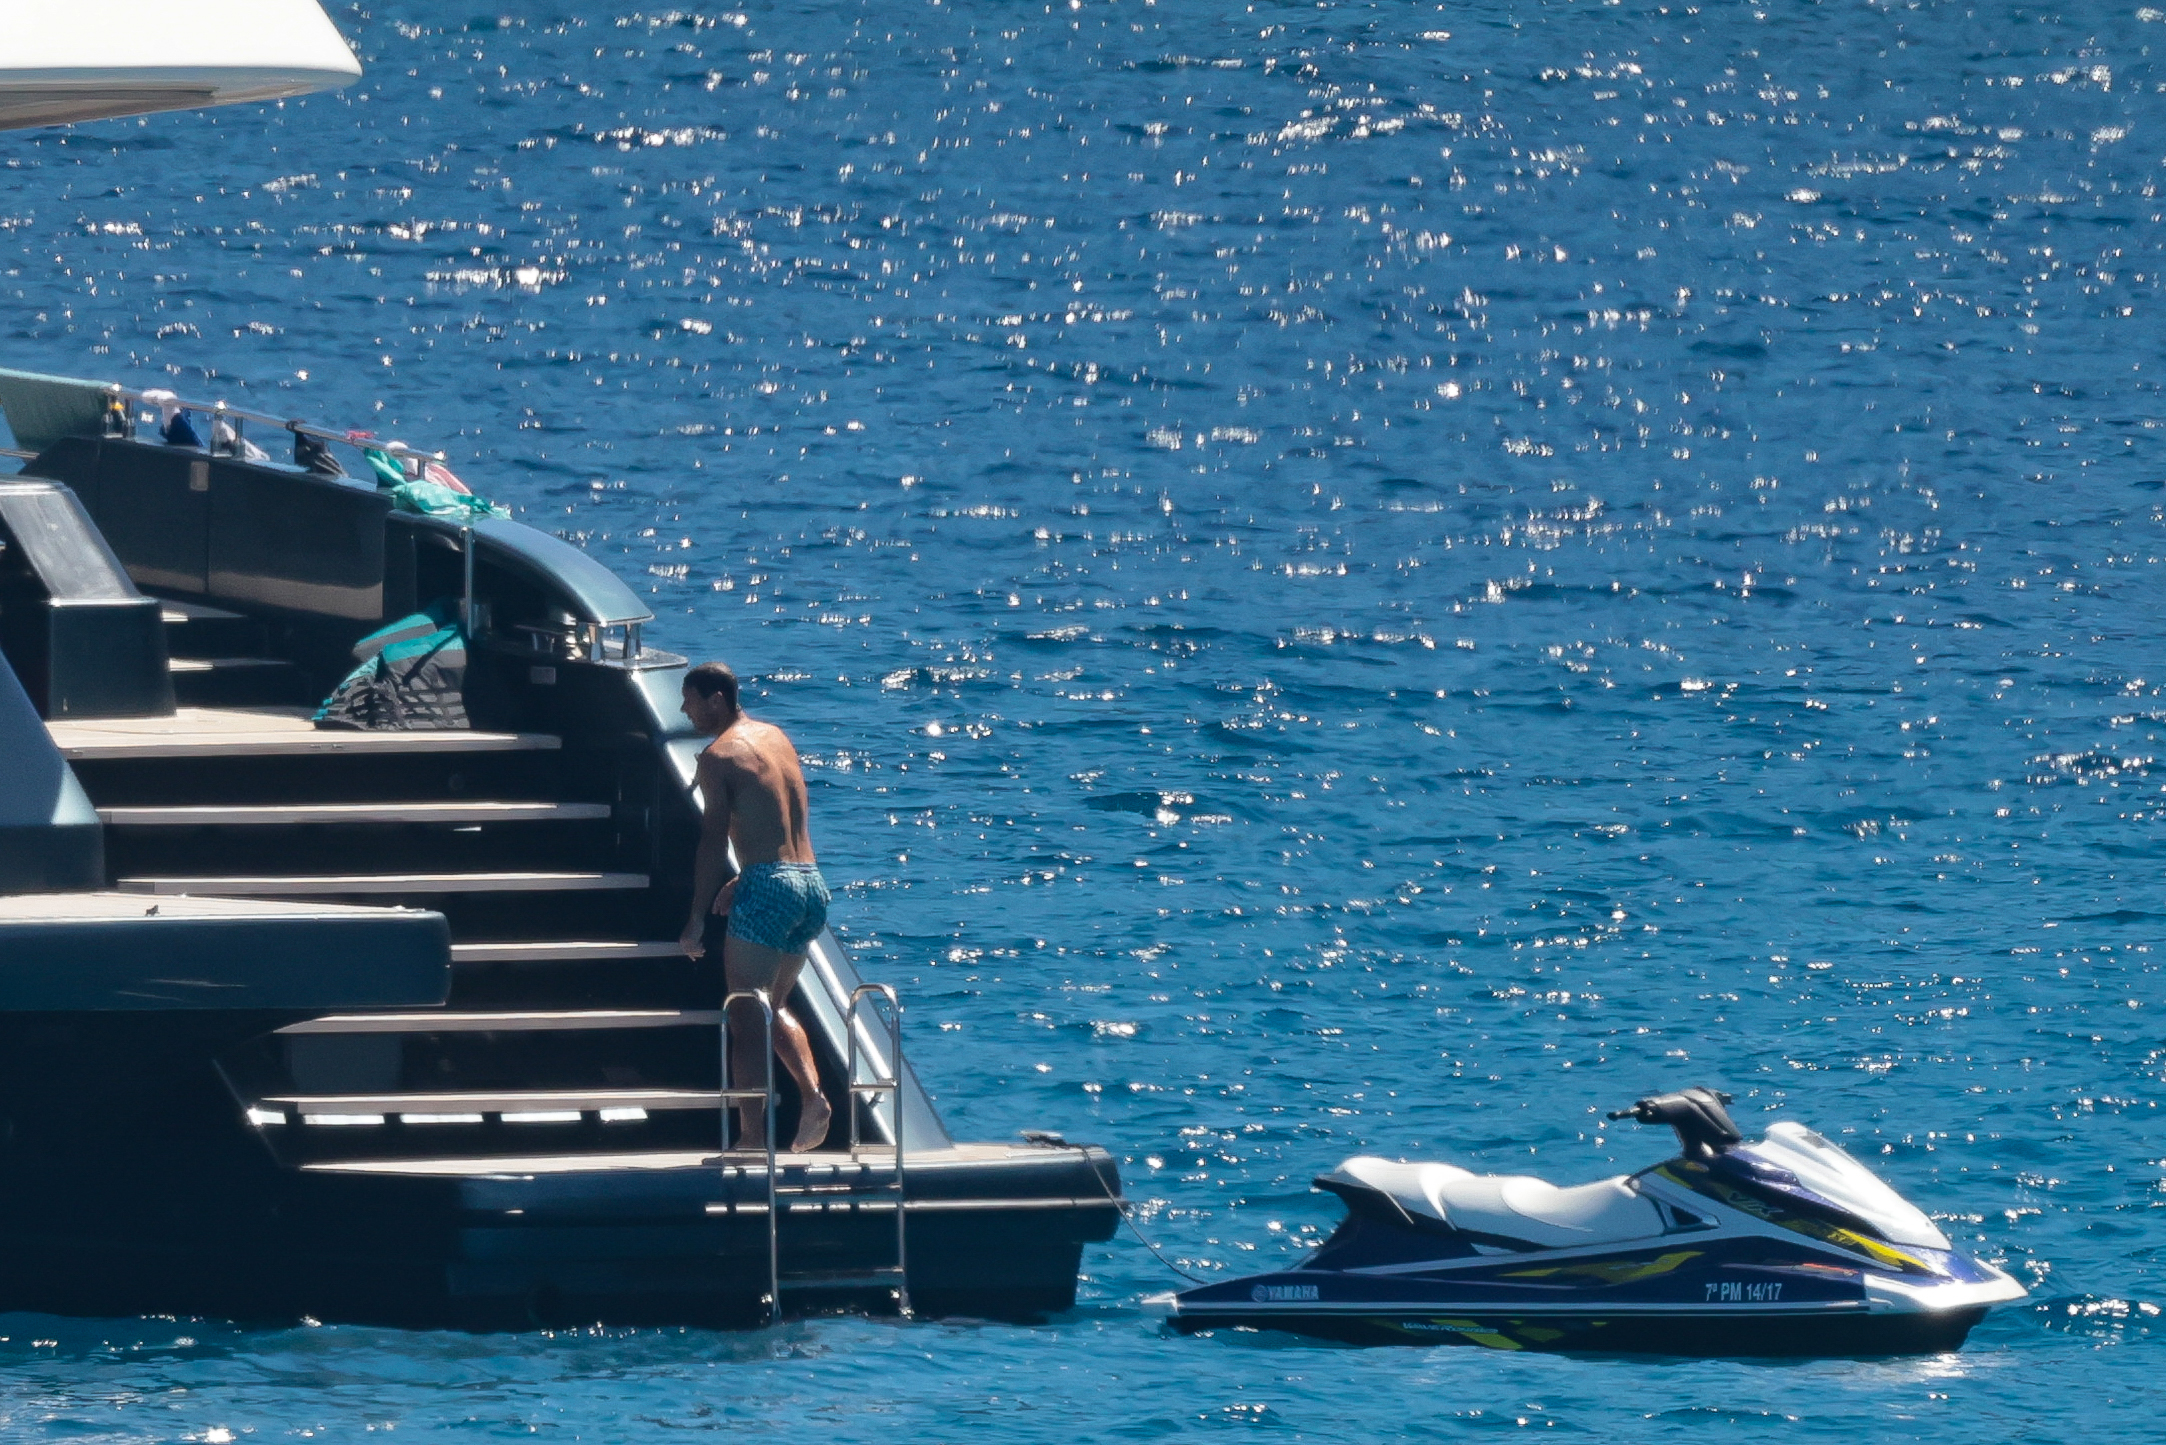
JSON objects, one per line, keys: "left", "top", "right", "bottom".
{"left": 697, "top": 718, "right": 816, "bottom": 870}
{"left": 678, "top": 662, "right": 833, "bottom": 1151}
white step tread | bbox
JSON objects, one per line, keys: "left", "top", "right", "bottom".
{"left": 50, "top": 706, "right": 559, "bottom": 760}
{"left": 302, "top": 1150, "right": 771, "bottom": 1175}
{"left": 777, "top": 1268, "right": 907, "bottom": 1288}
{"left": 262, "top": 1088, "right": 721, "bottom": 1114}
{"left": 278, "top": 1009, "right": 719, "bottom": 1035}
{"left": 117, "top": 870, "right": 648, "bottom": 896}
{"left": 294, "top": 1142, "right": 1061, "bottom": 1179}
{"left": 168, "top": 656, "right": 293, "bottom": 673}
{"left": 100, "top": 801, "right": 611, "bottom": 827}
{"left": 160, "top": 599, "right": 247, "bottom": 624}
{"left": 0, "top": 891, "right": 427, "bottom": 923}
{"left": 451, "top": 940, "right": 687, "bottom": 964}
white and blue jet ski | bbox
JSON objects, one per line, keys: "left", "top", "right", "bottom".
{"left": 1162, "top": 1088, "right": 2025, "bottom": 1355}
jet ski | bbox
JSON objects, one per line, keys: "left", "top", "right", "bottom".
{"left": 1160, "top": 1087, "right": 2026, "bottom": 1355}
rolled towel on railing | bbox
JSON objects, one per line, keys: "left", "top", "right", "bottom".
{"left": 140, "top": 388, "right": 201, "bottom": 448}
{"left": 211, "top": 415, "right": 269, "bottom": 462}
{"left": 361, "top": 440, "right": 411, "bottom": 487}
{"left": 386, "top": 477, "right": 508, "bottom": 521}
{"left": 422, "top": 458, "right": 474, "bottom": 495}
{"left": 292, "top": 428, "right": 344, "bottom": 477}
{"left": 358, "top": 438, "right": 504, "bottom": 517}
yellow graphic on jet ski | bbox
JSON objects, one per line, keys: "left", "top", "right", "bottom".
{"left": 1387, "top": 1319, "right": 1521, "bottom": 1350}
{"left": 1499, "top": 1250, "right": 1703, "bottom": 1285}
{"left": 1384, "top": 1318, "right": 1589, "bottom": 1350}
{"left": 1656, "top": 1166, "right": 1932, "bottom": 1275}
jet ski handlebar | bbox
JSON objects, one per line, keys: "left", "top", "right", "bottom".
{"left": 1606, "top": 1086, "right": 1744, "bottom": 1160}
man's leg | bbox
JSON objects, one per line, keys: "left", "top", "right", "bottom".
{"left": 723, "top": 934, "right": 833, "bottom": 1152}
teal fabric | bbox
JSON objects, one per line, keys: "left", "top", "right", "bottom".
{"left": 361, "top": 447, "right": 407, "bottom": 487}
{"left": 350, "top": 600, "right": 458, "bottom": 662}
{"left": 313, "top": 604, "right": 471, "bottom": 731}
{"left": 364, "top": 449, "right": 511, "bottom": 520}
{"left": 386, "top": 478, "right": 509, "bottom": 520}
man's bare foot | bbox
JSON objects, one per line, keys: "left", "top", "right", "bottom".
{"left": 791, "top": 1091, "right": 833, "bottom": 1152}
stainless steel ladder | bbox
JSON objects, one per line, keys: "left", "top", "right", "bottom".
{"left": 845, "top": 983, "right": 910, "bottom": 1318}
{"left": 717, "top": 989, "right": 781, "bottom": 1324}
{"left": 715, "top": 984, "right": 911, "bottom": 1325}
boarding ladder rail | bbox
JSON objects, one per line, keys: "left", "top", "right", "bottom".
{"left": 845, "top": 983, "right": 910, "bottom": 1319}
{"left": 714, "top": 985, "right": 912, "bottom": 1326}
{"left": 717, "top": 989, "right": 782, "bottom": 1324}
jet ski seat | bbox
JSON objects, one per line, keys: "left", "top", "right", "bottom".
{"left": 1317, "top": 1157, "right": 1666, "bottom": 1250}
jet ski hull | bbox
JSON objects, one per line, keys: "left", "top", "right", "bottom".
{"left": 1166, "top": 1301, "right": 1989, "bottom": 1356}
{"left": 1165, "top": 1238, "right": 2021, "bottom": 1355}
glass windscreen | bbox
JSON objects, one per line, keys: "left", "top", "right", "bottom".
{"left": 0, "top": 483, "right": 136, "bottom": 599}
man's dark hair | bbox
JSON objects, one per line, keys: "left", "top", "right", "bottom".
{"left": 683, "top": 661, "right": 741, "bottom": 714}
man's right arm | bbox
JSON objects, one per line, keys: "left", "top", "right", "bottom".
{"left": 681, "top": 749, "right": 736, "bottom": 960}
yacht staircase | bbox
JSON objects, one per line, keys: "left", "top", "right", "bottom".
{"left": 54, "top": 623, "right": 739, "bottom": 1161}
{"left": 39, "top": 611, "right": 946, "bottom": 1323}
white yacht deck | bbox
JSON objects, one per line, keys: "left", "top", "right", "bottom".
{"left": 47, "top": 706, "right": 559, "bottom": 760}
{"left": 0, "top": 890, "right": 420, "bottom": 923}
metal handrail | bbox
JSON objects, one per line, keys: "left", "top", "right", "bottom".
{"left": 459, "top": 524, "right": 476, "bottom": 632}
{"left": 77, "top": 380, "right": 666, "bottom": 655}
{"left": 98, "top": 380, "right": 448, "bottom": 466}
{"left": 846, "top": 982, "right": 910, "bottom": 1318}
{"left": 719, "top": 988, "right": 780, "bottom": 1326}
{"left": 845, "top": 983, "right": 901, "bottom": 1151}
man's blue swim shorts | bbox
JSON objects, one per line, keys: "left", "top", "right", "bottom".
{"left": 724, "top": 861, "right": 831, "bottom": 953}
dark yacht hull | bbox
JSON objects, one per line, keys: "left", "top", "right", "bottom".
{"left": 0, "top": 1130, "right": 1119, "bottom": 1328}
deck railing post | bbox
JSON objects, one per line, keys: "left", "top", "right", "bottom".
{"left": 459, "top": 524, "right": 475, "bottom": 634}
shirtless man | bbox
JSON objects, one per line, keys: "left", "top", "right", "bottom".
{"left": 678, "top": 660, "right": 833, "bottom": 1152}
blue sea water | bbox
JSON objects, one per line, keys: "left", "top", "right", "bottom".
{"left": 3, "top": 0, "right": 2164, "bottom": 1436}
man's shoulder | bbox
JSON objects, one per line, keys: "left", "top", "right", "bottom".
{"left": 704, "top": 722, "right": 791, "bottom": 769}
{"left": 695, "top": 731, "right": 753, "bottom": 777}
{"left": 747, "top": 718, "right": 797, "bottom": 749}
